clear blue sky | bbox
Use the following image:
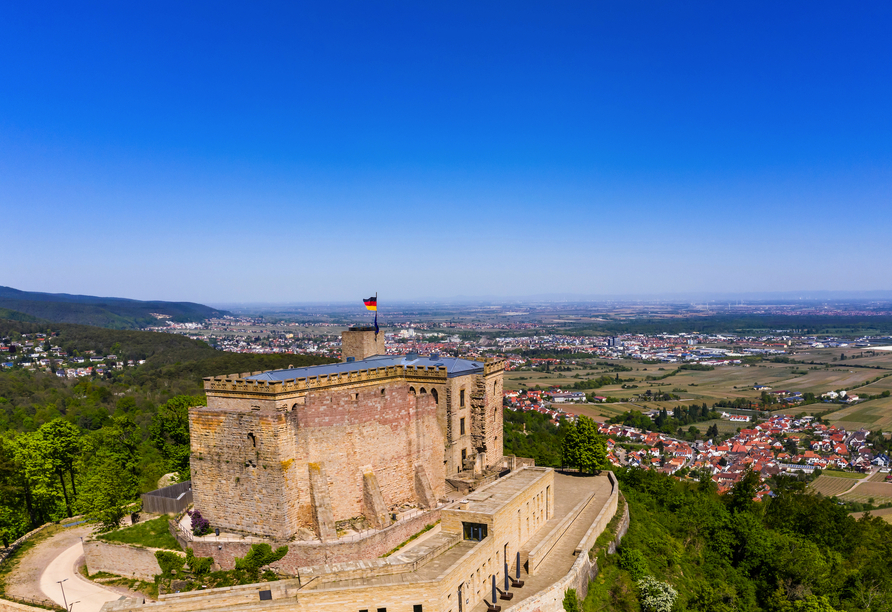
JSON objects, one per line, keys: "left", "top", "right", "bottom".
{"left": 2, "top": 2, "right": 890, "bottom": 304}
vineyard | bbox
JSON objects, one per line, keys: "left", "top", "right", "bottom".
{"left": 839, "top": 482, "right": 892, "bottom": 505}
{"left": 808, "top": 475, "right": 857, "bottom": 497}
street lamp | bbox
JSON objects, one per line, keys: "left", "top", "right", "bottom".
{"left": 69, "top": 601, "right": 80, "bottom": 612}
{"left": 56, "top": 579, "right": 68, "bottom": 611}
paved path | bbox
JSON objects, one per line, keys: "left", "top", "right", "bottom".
{"left": 39, "top": 542, "right": 122, "bottom": 612}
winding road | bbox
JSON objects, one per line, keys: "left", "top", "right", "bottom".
{"left": 39, "top": 541, "right": 122, "bottom": 612}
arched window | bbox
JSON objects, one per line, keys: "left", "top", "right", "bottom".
{"left": 431, "top": 389, "right": 439, "bottom": 404}
{"left": 409, "top": 386, "right": 416, "bottom": 395}
{"left": 420, "top": 387, "right": 427, "bottom": 394}
{"left": 247, "top": 432, "right": 256, "bottom": 447}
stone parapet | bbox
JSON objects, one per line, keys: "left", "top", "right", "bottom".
{"left": 203, "top": 364, "right": 449, "bottom": 403}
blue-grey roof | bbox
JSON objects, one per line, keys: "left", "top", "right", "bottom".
{"left": 244, "top": 354, "right": 484, "bottom": 382}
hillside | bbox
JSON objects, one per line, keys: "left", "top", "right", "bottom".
{"left": 0, "top": 286, "right": 226, "bottom": 329}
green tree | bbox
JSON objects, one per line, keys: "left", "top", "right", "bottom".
{"left": 560, "top": 416, "right": 607, "bottom": 474}
{"left": 726, "top": 468, "right": 761, "bottom": 514}
{"left": 36, "top": 419, "right": 81, "bottom": 514}
{"left": 234, "top": 543, "right": 288, "bottom": 582}
{"left": 151, "top": 395, "right": 205, "bottom": 481}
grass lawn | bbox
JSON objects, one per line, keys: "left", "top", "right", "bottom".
{"left": 820, "top": 471, "right": 867, "bottom": 480}
{"left": 97, "top": 515, "right": 180, "bottom": 551}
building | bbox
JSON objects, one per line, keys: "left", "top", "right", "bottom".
{"left": 190, "top": 327, "right": 506, "bottom": 541}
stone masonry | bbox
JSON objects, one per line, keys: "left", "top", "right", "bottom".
{"left": 190, "top": 334, "right": 505, "bottom": 542}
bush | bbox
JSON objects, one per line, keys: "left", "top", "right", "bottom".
{"left": 234, "top": 543, "right": 289, "bottom": 582}
{"left": 97, "top": 506, "right": 126, "bottom": 533}
{"left": 637, "top": 575, "right": 677, "bottom": 612}
{"left": 187, "top": 509, "right": 210, "bottom": 536}
{"left": 619, "top": 547, "right": 648, "bottom": 580}
{"left": 185, "top": 547, "right": 213, "bottom": 576}
{"left": 562, "top": 588, "right": 580, "bottom": 612}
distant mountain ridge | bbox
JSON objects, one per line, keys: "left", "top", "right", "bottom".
{"left": 0, "top": 286, "right": 227, "bottom": 329}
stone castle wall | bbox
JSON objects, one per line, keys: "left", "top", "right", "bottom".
{"left": 171, "top": 507, "right": 442, "bottom": 574}
{"left": 191, "top": 379, "right": 443, "bottom": 539}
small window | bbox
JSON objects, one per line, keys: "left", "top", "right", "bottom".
{"left": 381, "top": 388, "right": 386, "bottom": 396}
{"left": 461, "top": 448, "right": 467, "bottom": 462}
{"left": 409, "top": 386, "right": 416, "bottom": 395}
{"left": 351, "top": 392, "right": 359, "bottom": 400}
{"left": 460, "top": 417, "right": 466, "bottom": 436}
{"left": 414, "top": 606, "right": 423, "bottom": 612}
{"left": 460, "top": 389, "right": 465, "bottom": 407}
{"left": 420, "top": 387, "right": 427, "bottom": 394}
{"left": 377, "top": 608, "right": 387, "bottom": 612}
{"left": 462, "top": 522, "right": 488, "bottom": 541}
{"left": 247, "top": 432, "right": 256, "bottom": 447}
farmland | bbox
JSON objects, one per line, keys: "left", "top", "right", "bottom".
{"left": 849, "top": 507, "right": 892, "bottom": 523}
{"left": 839, "top": 481, "right": 892, "bottom": 505}
{"left": 505, "top": 347, "right": 892, "bottom": 433}
{"left": 809, "top": 475, "right": 858, "bottom": 497}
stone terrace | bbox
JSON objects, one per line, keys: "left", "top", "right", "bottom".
{"left": 471, "top": 472, "right": 612, "bottom": 612}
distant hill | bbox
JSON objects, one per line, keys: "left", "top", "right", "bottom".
{"left": 0, "top": 317, "right": 335, "bottom": 385}
{"left": 0, "top": 286, "right": 226, "bottom": 329}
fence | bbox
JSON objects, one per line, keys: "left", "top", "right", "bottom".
{"left": 141, "top": 481, "right": 193, "bottom": 515}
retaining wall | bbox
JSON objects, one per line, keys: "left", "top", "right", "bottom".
{"left": 170, "top": 507, "right": 442, "bottom": 574}
{"left": 503, "top": 472, "right": 628, "bottom": 612}
{"left": 0, "top": 599, "right": 48, "bottom": 612}
{"left": 84, "top": 539, "right": 185, "bottom": 580}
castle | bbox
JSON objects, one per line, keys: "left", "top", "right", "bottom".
{"left": 100, "top": 328, "right": 623, "bottom": 612}
{"left": 190, "top": 327, "right": 505, "bottom": 540}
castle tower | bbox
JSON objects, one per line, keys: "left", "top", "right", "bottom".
{"left": 341, "top": 327, "right": 385, "bottom": 362}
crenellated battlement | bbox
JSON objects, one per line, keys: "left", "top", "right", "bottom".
{"left": 203, "top": 364, "right": 449, "bottom": 397}
{"left": 484, "top": 359, "right": 505, "bottom": 376}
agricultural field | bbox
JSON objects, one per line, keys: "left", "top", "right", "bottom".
{"left": 808, "top": 475, "right": 857, "bottom": 497}
{"left": 849, "top": 507, "right": 892, "bottom": 523}
{"left": 867, "top": 470, "right": 892, "bottom": 482}
{"left": 839, "top": 482, "right": 892, "bottom": 505}
{"left": 826, "top": 396, "right": 892, "bottom": 432}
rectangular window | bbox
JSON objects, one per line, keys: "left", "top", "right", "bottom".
{"left": 460, "top": 417, "right": 466, "bottom": 436}
{"left": 463, "top": 522, "right": 488, "bottom": 541}
{"left": 460, "top": 389, "right": 465, "bottom": 407}
{"left": 414, "top": 606, "right": 424, "bottom": 612}
{"left": 461, "top": 448, "right": 467, "bottom": 462}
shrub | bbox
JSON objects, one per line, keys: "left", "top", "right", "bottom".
{"left": 97, "top": 506, "right": 126, "bottom": 533}
{"left": 619, "top": 547, "right": 648, "bottom": 580}
{"left": 185, "top": 547, "right": 214, "bottom": 576}
{"left": 234, "top": 543, "right": 289, "bottom": 582}
{"left": 187, "top": 509, "right": 210, "bottom": 536}
{"left": 155, "top": 550, "right": 186, "bottom": 579}
{"left": 562, "top": 588, "right": 580, "bottom": 612}
{"left": 637, "top": 575, "right": 677, "bottom": 612}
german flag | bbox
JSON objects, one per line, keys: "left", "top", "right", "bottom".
{"left": 363, "top": 296, "right": 377, "bottom": 311}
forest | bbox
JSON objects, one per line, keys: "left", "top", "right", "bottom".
{"left": 0, "top": 318, "right": 334, "bottom": 545}
{"left": 581, "top": 468, "right": 892, "bottom": 612}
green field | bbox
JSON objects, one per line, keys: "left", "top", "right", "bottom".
{"left": 827, "top": 396, "right": 892, "bottom": 431}
{"left": 839, "top": 482, "right": 892, "bottom": 505}
{"left": 809, "top": 475, "right": 857, "bottom": 497}
{"left": 505, "top": 350, "right": 892, "bottom": 433}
